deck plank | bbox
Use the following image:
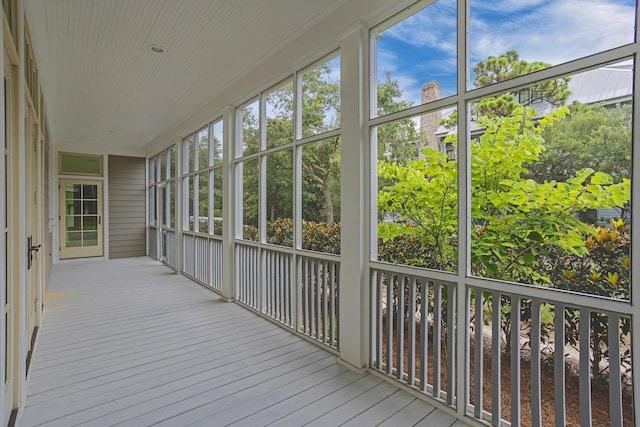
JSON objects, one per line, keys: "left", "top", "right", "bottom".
{"left": 20, "top": 257, "right": 473, "bottom": 427}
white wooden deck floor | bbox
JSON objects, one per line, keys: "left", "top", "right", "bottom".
{"left": 20, "top": 257, "right": 472, "bottom": 427}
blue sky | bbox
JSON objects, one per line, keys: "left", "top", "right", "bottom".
{"left": 375, "top": 0, "right": 636, "bottom": 108}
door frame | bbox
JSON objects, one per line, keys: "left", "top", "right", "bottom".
{"left": 2, "top": 46, "right": 16, "bottom": 424}
{"left": 58, "top": 179, "right": 104, "bottom": 259}
{"left": 25, "top": 100, "right": 42, "bottom": 373}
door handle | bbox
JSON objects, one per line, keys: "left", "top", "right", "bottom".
{"left": 27, "top": 236, "right": 40, "bottom": 270}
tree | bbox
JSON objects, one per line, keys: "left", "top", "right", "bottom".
{"left": 473, "top": 50, "right": 570, "bottom": 117}
{"left": 378, "top": 104, "right": 630, "bottom": 283}
{"left": 529, "top": 103, "right": 631, "bottom": 184}
{"left": 376, "top": 71, "right": 420, "bottom": 163}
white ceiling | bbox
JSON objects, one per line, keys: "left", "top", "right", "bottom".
{"left": 23, "top": 0, "right": 352, "bottom": 153}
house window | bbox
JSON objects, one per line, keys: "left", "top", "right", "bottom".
{"left": 59, "top": 152, "right": 103, "bottom": 176}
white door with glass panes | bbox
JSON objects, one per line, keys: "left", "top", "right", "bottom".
{"left": 59, "top": 179, "right": 103, "bottom": 258}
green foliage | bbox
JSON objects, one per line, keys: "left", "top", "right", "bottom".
{"left": 530, "top": 103, "right": 632, "bottom": 184}
{"left": 376, "top": 72, "right": 420, "bottom": 163}
{"left": 378, "top": 147, "right": 458, "bottom": 271}
{"left": 378, "top": 103, "right": 631, "bottom": 287}
{"left": 473, "top": 50, "right": 570, "bottom": 117}
{"left": 242, "top": 219, "right": 341, "bottom": 255}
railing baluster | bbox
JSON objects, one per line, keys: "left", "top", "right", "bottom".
{"left": 282, "top": 254, "right": 287, "bottom": 323}
{"left": 306, "top": 258, "right": 311, "bottom": 334}
{"left": 386, "top": 271, "right": 393, "bottom": 375}
{"left": 554, "top": 303, "right": 566, "bottom": 427}
{"left": 322, "top": 261, "right": 328, "bottom": 343}
{"left": 375, "top": 270, "right": 382, "bottom": 369}
{"left": 301, "top": 258, "right": 306, "bottom": 332}
{"left": 253, "top": 247, "right": 259, "bottom": 310}
{"left": 408, "top": 277, "right": 416, "bottom": 386}
{"left": 579, "top": 309, "right": 592, "bottom": 427}
{"left": 531, "top": 298, "right": 541, "bottom": 427}
{"left": 284, "top": 255, "right": 294, "bottom": 326}
{"left": 313, "top": 259, "right": 319, "bottom": 338}
{"left": 491, "top": 292, "right": 501, "bottom": 426}
{"left": 433, "top": 283, "right": 442, "bottom": 399}
{"left": 329, "top": 261, "right": 336, "bottom": 346}
{"left": 446, "top": 283, "right": 455, "bottom": 405}
{"left": 420, "top": 279, "right": 428, "bottom": 392}
{"left": 474, "top": 288, "right": 483, "bottom": 419}
{"left": 334, "top": 263, "right": 339, "bottom": 349}
{"left": 237, "top": 246, "right": 242, "bottom": 302}
{"left": 511, "top": 295, "right": 521, "bottom": 427}
{"left": 278, "top": 253, "right": 283, "bottom": 321}
{"left": 396, "top": 275, "right": 405, "bottom": 380}
{"left": 608, "top": 313, "right": 623, "bottom": 427}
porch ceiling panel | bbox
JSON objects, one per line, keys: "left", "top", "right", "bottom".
{"left": 24, "top": 0, "right": 347, "bottom": 150}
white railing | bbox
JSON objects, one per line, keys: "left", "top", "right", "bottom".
{"left": 264, "top": 249, "right": 294, "bottom": 328}
{"left": 183, "top": 234, "right": 195, "bottom": 277}
{"left": 236, "top": 242, "right": 260, "bottom": 310}
{"left": 468, "top": 287, "right": 631, "bottom": 427}
{"left": 235, "top": 243, "right": 340, "bottom": 350}
{"left": 299, "top": 254, "right": 339, "bottom": 350}
{"left": 370, "top": 267, "right": 456, "bottom": 406}
{"left": 209, "top": 238, "right": 222, "bottom": 292}
{"left": 182, "top": 232, "right": 222, "bottom": 291}
{"left": 370, "top": 264, "right": 632, "bottom": 426}
{"left": 165, "top": 230, "right": 176, "bottom": 268}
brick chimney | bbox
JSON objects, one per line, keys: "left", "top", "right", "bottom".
{"left": 419, "top": 81, "right": 442, "bottom": 154}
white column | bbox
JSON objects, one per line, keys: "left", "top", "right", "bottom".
{"left": 174, "top": 139, "right": 183, "bottom": 273}
{"left": 456, "top": 0, "right": 471, "bottom": 418}
{"left": 220, "top": 105, "right": 235, "bottom": 301}
{"left": 338, "top": 23, "right": 369, "bottom": 371}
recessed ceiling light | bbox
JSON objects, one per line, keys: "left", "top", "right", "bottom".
{"left": 149, "top": 44, "right": 167, "bottom": 54}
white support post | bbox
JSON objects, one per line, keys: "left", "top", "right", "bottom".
{"left": 174, "top": 138, "right": 183, "bottom": 273}
{"left": 338, "top": 23, "right": 369, "bottom": 372}
{"left": 456, "top": 0, "right": 471, "bottom": 418}
{"left": 220, "top": 105, "right": 235, "bottom": 301}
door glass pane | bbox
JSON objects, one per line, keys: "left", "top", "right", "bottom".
{"left": 82, "top": 184, "right": 97, "bottom": 199}
{"left": 66, "top": 216, "right": 81, "bottom": 231}
{"left": 66, "top": 232, "right": 81, "bottom": 247}
{"left": 83, "top": 231, "right": 98, "bottom": 247}
{"left": 83, "top": 216, "right": 98, "bottom": 231}
{"left": 66, "top": 184, "right": 81, "bottom": 199}
{"left": 83, "top": 201, "right": 97, "bottom": 215}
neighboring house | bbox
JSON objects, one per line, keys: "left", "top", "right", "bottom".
{"left": 421, "top": 61, "right": 633, "bottom": 157}
{"left": 419, "top": 61, "right": 633, "bottom": 223}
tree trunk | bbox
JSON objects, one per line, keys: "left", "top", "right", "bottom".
{"left": 323, "top": 182, "right": 334, "bottom": 223}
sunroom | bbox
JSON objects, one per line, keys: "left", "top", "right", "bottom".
{"left": 2, "top": 0, "right": 639, "bottom": 426}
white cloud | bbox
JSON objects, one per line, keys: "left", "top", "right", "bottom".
{"left": 470, "top": 0, "right": 635, "bottom": 66}
{"left": 382, "top": 0, "right": 457, "bottom": 55}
